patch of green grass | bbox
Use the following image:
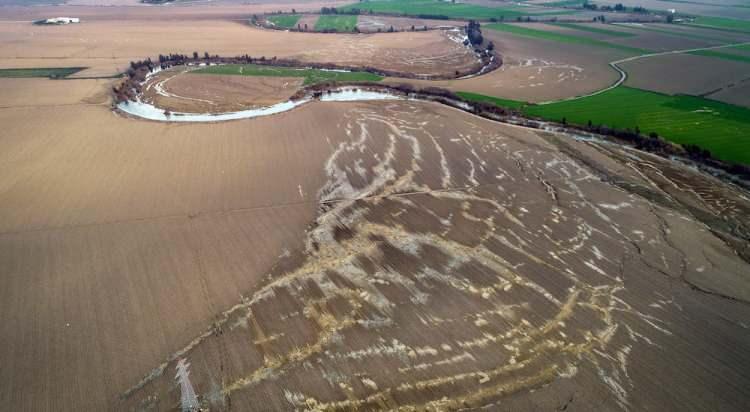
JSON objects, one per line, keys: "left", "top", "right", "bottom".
{"left": 192, "top": 64, "right": 382, "bottom": 85}
{"left": 689, "top": 49, "right": 750, "bottom": 63}
{"left": 455, "top": 91, "right": 526, "bottom": 109}
{"left": 340, "top": 0, "right": 564, "bottom": 20}
{"left": 0, "top": 67, "right": 85, "bottom": 78}
{"left": 267, "top": 14, "right": 301, "bottom": 29}
{"left": 315, "top": 15, "right": 358, "bottom": 32}
{"left": 539, "top": 0, "right": 587, "bottom": 7}
{"left": 485, "top": 23, "right": 648, "bottom": 54}
{"left": 687, "top": 16, "right": 750, "bottom": 34}
{"left": 523, "top": 86, "right": 750, "bottom": 164}
{"left": 550, "top": 23, "right": 635, "bottom": 37}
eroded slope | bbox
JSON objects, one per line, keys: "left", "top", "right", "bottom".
{"left": 119, "top": 101, "right": 750, "bottom": 411}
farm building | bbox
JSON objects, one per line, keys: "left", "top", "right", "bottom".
{"left": 36, "top": 17, "right": 80, "bottom": 25}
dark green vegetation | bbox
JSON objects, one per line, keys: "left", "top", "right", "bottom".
{"left": 455, "top": 91, "right": 526, "bottom": 109}
{"left": 315, "top": 15, "right": 358, "bottom": 31}
{"left": 485, "top": 23, "right": 648, "bottom": 53}
{"left": 0, "top": 67, "right": 85, "bottom": 78}
{"left": 550, "top": 22, "right": 635, "bottom": 37}
{"left": 687, "top": 16, "right": 750, "bottom": 34}
{"left": 458, "top": 87, "right": 750, "bottom": 164}
{"left": 340, "top": 0, "right": 573, "bottom": 20}
{"left": 267, "top": 14, "right": 301, "bottom": 29}
{"left": 193, "top": 64, "right": 382, "bottom": 85}
{"left": 523, "top": 87, "right": 750, "bottom": 164}
{"left": 689, "top": 49, "right": 750, "bottom": 63}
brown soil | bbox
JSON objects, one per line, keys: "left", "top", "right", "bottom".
{"left": 622, "top": 53, "right": 750, "bottom": 98}
{"left": 395, "top": 30, "right": 624, "bottom": 102}
{"left": 141, "top": 70, "right": 304, "bottom": 112}
{"left": 1, "top": 82, "right": 749, "bottom": 410}
{"left": 291, "top": 30, "right": 481, "bottom": 77}
{"left": 0, "top": 20, "right": 476, "bottom": 78}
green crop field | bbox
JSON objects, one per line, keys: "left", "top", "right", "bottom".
{"left": 687, "top": 16, "right": 750, "bottom": 34}
{"left": 267, "top": 14, "right": 301, "bottom": 28}
{"left": 550, "top": 23, "right": 635, "bottom": 37}
{"left": 456, "top": 91, "right": 526, "bottom": 109}
{"left": 340, "top": 0, "right": 570, "bottom": 20}
{"left": 485, "top": 23, "right": 648, "bottom": 54}
{"left": 522, "top": 87, "right": 750, "bottom": 164}
{"left": 689, "top": 49, "right": 750, "bottom": 64}
{"left": 193, "top": 64, "right": 382, "bottom": 85}
{"left": 0, "top": 67, "right": 85, "bottom": 78}
{"left": 315, "top": 15, "right": 358, "bottom": 32}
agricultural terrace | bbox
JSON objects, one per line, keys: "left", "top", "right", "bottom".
{"left": 523, "top": 87, "right": 750, "bottom": 164}
{"left": 0, "top": 67, "right": 85, "bottom": 78}
{"left": 266, "top": 14, "right": 301, "bottom": 29}
{"left": 192, "top": 64, "right": 382, "bottom": 85}
{"left": 687, "top": 16, "right": 750, "bottom": 34}
{"left": 484, "top": 23, "right": 649, "bottom": 53}
{"left": 315, "top": 15, "right": 358, "bottom": 32}
{"left": 340, "top": 0, "right": 572, "bottom": 20}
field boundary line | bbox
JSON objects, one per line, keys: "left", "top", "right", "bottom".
{"left": 537, "top": 41, "right": 750, "bottom": 105}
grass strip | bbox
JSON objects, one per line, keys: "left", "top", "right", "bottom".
{"left": 455, "top": 91, "right": 526, "bottom": 109}
{"left": 315, "top": 15, "right": 358, "bottom": 32}
{"left": 0, "top": 67, "right": 86, "bottom": 78}
{"left": 689, "top": 49, "right": 750, "bottom": 63}
{"left": 192, "top": 64, "right": 383, "bottom": 85}
{"left": 686, "top": 16, "right": 750, "bottom": 34}
{"left": 267, "top": 14, "right": 301, "bottom": 29}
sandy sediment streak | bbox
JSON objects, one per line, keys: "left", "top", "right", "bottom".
{"left": 116, "top": 101, "right": 750, "bottom": 411}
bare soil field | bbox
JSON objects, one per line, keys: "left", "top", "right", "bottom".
{"left": 616, "top": 23, "right": 750, "bottom": 44}
{"left": 291, "top": 30, "right": 481, "bottom": 77}
{"left": 597, "top": 0, "right": 750, "bottom": 20}
{"left": 1, "top": 77, "right": 749, "bottom": 410}
{"left": 356, "top": 15, "right": 464, "bottom": 33}
{"left": 101, "top": 100, "right": 750, "bottom": 411}
{"left": 1, "top": 2, "right": 750, "bottom": 410}
{"left": 621, "top": 53, "right": 750, "bottom": 102}
{"left": 141, "top": 70, "right": 304, "bottom": 113}
{"left": 705, "top": 78, "right": 750, "bottom": 107}
{"left": 397, "top": 30, "right": 625, "bottom": 102}
{"left": 0, "top": 77, "right": 110, "bottom": 107}
{"left": 0, "top": 21, "right": 476, "bottom": 77}
{"left": 608, "top": 28, "right": 715, "bottom": 51}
